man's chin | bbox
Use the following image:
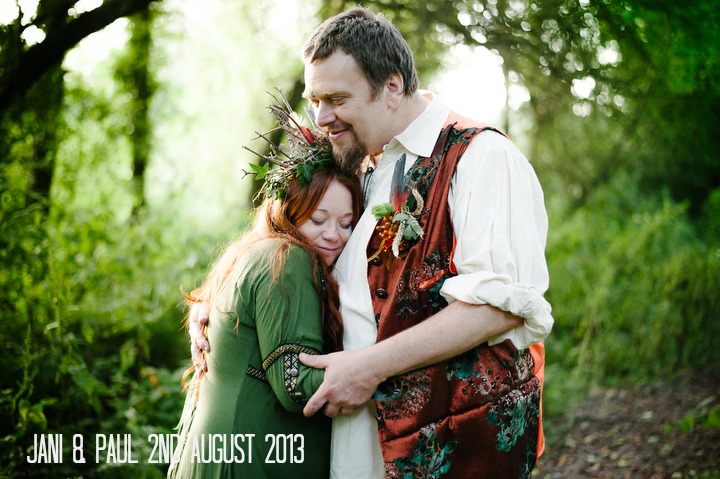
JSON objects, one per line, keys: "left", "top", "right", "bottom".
{"left": 333, "top": 143, "right": 367, "bottom": 175}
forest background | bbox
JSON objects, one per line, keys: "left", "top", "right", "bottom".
{"left": 1, "top": 0, "right": 718, "bottom": 477}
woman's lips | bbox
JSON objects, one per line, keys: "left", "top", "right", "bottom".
{"left": 318, "top": 246, "right": 340, "bottom": 259}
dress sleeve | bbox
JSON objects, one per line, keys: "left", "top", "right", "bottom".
{"left": 439, "top": 131, "right": 553, "bottom": 350}
{"left": 250, "top": 245, "right": 325, "bottom": 413}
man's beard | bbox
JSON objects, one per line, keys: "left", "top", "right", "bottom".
{"left": 331, "top": 130, "right": 367, "bottom": 176}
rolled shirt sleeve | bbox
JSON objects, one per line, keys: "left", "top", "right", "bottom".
{"left": 439, "top": 130, "right": 553, "bottom": 349}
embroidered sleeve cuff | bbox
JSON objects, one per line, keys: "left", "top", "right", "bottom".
{"left": 262, "top": 344, "right": 324, "bottom": 412}
{"left": 439, "top": 272, "right": 553, "bottom": 349}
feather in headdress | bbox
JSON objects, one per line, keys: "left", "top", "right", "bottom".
{"left": 242, "top": 89, "right": 333, "bottom": 201}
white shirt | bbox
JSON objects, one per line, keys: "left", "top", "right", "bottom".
{"left": 329, "top": 96, "right": 553, "bottom": 478}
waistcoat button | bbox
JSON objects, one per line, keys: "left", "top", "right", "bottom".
{"left": 371, "top": 256, "right": 382, "bottom": 266}
{"left": 376, "top": 288, "right": 388, "bottom": 299}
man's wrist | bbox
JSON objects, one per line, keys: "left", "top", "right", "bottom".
{"left": 366, "top": 340, "right": 399, "bottom": 383}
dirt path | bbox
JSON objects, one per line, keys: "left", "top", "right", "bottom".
{"left": 534, "top": 375, "right": 720, "bottom": 478}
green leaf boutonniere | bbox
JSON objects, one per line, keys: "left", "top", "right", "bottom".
{"left": 368, "top": 154, "right": 425, "bottom": 262}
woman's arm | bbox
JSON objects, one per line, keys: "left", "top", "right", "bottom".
{"left": 251, "top": 245, "right": 326, "bottom": 413}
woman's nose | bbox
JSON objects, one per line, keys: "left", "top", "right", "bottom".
{"left": 322, "top": 224, "right": 340, "bottom": 241}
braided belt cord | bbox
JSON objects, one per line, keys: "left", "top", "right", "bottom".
{"left": 246, "top": 365, "right": 267, "bottom": 382}
{"left": 262, "top": 344, "right": 317, "bottom": 370}
{"left": 262, "top": 344, "right": 318, "bottom": 405}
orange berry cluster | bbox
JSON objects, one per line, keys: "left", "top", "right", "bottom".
{"left": 376, "top": 216, "right": 399, "bottom": 252}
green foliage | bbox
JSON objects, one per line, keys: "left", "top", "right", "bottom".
{"left": 544, "top": 173, "right": 720, "bottom": 391}
{"left": 0, "top": 6, "right": 244, "bottom": 476}
{"left": 0, "top": 60, "right": 240, "bottom": 473}
{"left": 429, "top": 0, "right": 720, "bottom": 214}
{"left": 665, "top": 398, "right": 720, "bottom": 435}
{"left": 541, "top": 176, "right": 720, "bottom": 450}
{"left": 0, "top": 196, "right": 224, "bottom": 476}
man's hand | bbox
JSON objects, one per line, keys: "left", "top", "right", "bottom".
{"left": 299, "top": 349, "right": 386, "bottom": 417}
{"left": 188, "top": 302, "right": 210, "bottom": 372}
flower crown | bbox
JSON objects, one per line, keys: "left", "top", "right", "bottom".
{"left": 243, "top": 90, "right": 333, "bottom": 201}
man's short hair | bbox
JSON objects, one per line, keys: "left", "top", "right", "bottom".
{"left": 303, "top": 7, "right": 419, "bottom": 98}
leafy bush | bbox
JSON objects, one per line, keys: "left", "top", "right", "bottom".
{"left": 543, "top": 173, "right": 720, "bottom": 425}
{"left": 0, "top": 192, "right": 237, "bottom": 476}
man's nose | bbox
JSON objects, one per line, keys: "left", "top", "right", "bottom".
{"left": 315, "top": 102, "right": 335, "bottom": 128}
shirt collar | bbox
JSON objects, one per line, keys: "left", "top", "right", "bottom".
{"left": 392, "top": 91, "right": 450, "bottom": 158}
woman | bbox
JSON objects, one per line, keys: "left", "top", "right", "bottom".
{"left": 168, "top": 110, "right": 363, "bottom": 478}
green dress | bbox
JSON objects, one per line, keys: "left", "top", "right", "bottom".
{"left": 168, "top": 239, "right": 330, "bottom": 478}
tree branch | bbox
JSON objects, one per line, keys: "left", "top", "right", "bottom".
{"left": 0, "top": 0, "right": 158, "bottom": 112}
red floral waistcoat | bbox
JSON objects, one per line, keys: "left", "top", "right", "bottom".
{"left": 366, "top": 113, "right": 543, "bottom": 478}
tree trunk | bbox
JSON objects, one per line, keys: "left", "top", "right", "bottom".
{"left": 124, "top": 8, "right": 155, "bottom": 216}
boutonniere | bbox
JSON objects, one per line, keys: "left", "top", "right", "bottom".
{"left": 368, "top": 154, "right": 424, "bottom": 262}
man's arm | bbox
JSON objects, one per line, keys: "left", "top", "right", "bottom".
{"left": 442, "top": 131, "right": 552, "bottom": 349}
{"left": 300, "top": 300, "right": 520, "bottom": 417}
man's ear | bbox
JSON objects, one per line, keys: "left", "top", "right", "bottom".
{"left": 384, "top": 72, "right": 405, "bottom": 109}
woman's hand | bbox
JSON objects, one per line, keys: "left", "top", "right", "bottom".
{"left": 188, "top": 302, "right": 211, "bottom": 372}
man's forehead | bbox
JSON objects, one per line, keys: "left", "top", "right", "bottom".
{"left": 303, "top": 69, "right": 339, "bottom": 98}
{"left": 303, "top": 51, "right": 366, "bottom": 98}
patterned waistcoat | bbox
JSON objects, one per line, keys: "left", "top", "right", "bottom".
{"left": 366, "top": 113, "right": 543, "bottom": 479}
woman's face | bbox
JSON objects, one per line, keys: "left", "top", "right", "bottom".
{"left": 298, "top": 179, "right": 354, "bottom": 265}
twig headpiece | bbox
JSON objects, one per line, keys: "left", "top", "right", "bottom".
{"left": 243, "top": 89, "right": 333, "bottom": 201}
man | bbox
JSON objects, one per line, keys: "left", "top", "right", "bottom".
{"left": 193, "top": 7, "right": 552, "bottom": 478}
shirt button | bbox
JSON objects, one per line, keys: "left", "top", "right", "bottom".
{"left": 376, "top": 288, "right": 388, "bottom": 299}
{"left": 371, "top": 256, "right": 382, "bottom": 266}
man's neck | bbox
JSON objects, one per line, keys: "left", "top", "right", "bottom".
{"left": 393, "top": 93, "right": 431, "bottom": 135}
